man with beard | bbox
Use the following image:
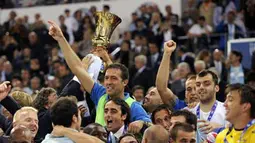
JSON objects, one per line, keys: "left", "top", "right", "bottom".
{"left": 143, "top": 87, "right": 163, "bottom": 116}
{"left": 189, "top": 70, "right": 226, "bottom": 142}
{"left": 216, "top": 84, "right": 255, "bottom": 142}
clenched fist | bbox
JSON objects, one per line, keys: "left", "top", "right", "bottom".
{"left": 164, "top": 40, "right": 176, "bottom": 53}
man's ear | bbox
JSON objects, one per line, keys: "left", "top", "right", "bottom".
{"left": 215, "top": 85, "right": 219, "bottom": 92}
{"left": 121, "top": 114, "right": 127, "bottom": 121}
{"left": 123, "top": 79, "right": 128, "bottom": 86}
{"left": 72, "top": 115, "right": 78, "bottom": 123}
{"left": 242, "top": 103, "right": 251, "bottom": 113}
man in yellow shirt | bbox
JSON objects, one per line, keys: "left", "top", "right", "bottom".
{"left": 216, "top": 84, "right": 255, "bottom": 143}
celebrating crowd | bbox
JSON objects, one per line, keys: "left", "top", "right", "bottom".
{"left": 0, "top": 0, "right": 255, "bottom": 143}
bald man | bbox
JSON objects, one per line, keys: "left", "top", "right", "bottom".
{"left": 142, "top": 125, "right": 169, "bottom": 143}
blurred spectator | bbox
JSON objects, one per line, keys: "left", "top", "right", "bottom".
{"left": 171, "top": 62, "right": 190, "bottom": 100}
{"left": 227, "top": 50, "right": 248, "bottom": 84}
{"left": 146, "top": 40, "right": 162, "bottom": 75}
{"left": 0, "top": 34, "right": 18, "bottom": 62}
{"left": 52, "top": 60, "right": 73, "bottom": 92}
{"left": 182, "top": 0, "right": 199, "bottom": 32}
{"left": 64, "top": 9, "right": 79, "bottom": 44}
{"left": 149, "top": 12, "right": 162, "bottom": 36}
{"left": 21, "top": 68, "right": 31, "bottom": 88}
{"left": 58, "top": 15, "right": 70, "bottom": 42}
{"left": 129, "top": 55, "right": 154, "bottom": 91}
{"left": 194, "top": 60, "right": 206, "bottom": 74}
{"left": 131, "top": 85, "right": 145, "bottom": 104}
{"left": 132, "top": 35, "right": 147, "bottom": 56}
{"left": 78, "top": 29, "right": 93, "bottom": 57}
{"left": 216, "top": 11, "right": 244, "bottom": 41}
{"left": 177, "top": 47, "right": 195, "bottom": 72}
{"left": 199, "top": 0, "right": 216, "bottom": 27}
{"left": 132, "top": 19, "right": 152, "bottom": 39}
{"left": 188, "top": 16, "right": 212, "bottom": 52}
{"left": 244, "top": 0, "right": 255, "bottom": 33}
{"left": 115, "top": 40, "right": 135, "bottom": 69}
{"left": 0, "top": 58, "right": 11, "bottom": 82}
{"left": 76, "top": 15, "right": 95, "bottom": 42}
{"left": 165, "top": 5, "right": 179, "bottom": 25}
{"left": 30, "top": 76, "right": 42, "bottom": 94}
{"left": 3, "top": 11, "right": 16, "bottom": 33}
{"left": 210, "top": 49, "right": 227, "bottom": 81}
{"left": 129, "top": 13, "right": 138, "bottom": 32}
{"left": 196, "top": 49, "right": 211, "bottom": 68}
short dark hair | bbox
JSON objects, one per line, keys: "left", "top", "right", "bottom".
{"left": 231, "top": 50, "right": 243, "bottom": 63}
{"left": 132, "top": 85, "right": 144, "bottom": 94}
{"left": 33, "top": 87, "right": 56, "bottom": 111}
{"left": 170, "top": 122, "right": 195, "bottom": 141}
{"left": 172, "top": 110, "right": 197, "bottom": 130}
{"left": 119, "top": 133, "right": 138, "bottom": 143}
{"left": 103, "top": 5, "right": 110, "bottom": 10}
{"left": 197, "top": 70, "right": 219, "bottom": 85}
{"left": 199, "top": 16, "right": 205, "bottom": 21}
{"left": 105, "top": 63, "right": 129, "bottom": 81}
{"left": 151, "top": 104, "right": 173, "bottom": 124}
{"left": 226, "top": 84, "right": 255, "bottom": 118}
{"left": 105, "top": 98, "right": 131, "bottom": 125}
{"left": 247, "top": 72, "right": 255, "bottom": 83}
{"left": 50, "top": 97, "right": 78, "bottom": 127}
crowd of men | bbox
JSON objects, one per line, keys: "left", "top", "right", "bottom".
{"left": 0, "top": 0, "right": 255, "bottom": 143}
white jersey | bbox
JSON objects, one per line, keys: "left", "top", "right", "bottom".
{"left": 188, "top": 101, "right": 227, "bottom": 143}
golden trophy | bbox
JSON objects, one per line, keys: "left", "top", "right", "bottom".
{"left": 83, "top": 12, "right": 121, "bottom": 82}
{"left": 92, "top": 11, "right": 122, "bottom": 48}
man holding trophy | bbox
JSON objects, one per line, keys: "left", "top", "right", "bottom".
{"left": 48, "top": 11, "right": 151, "bottom": 134}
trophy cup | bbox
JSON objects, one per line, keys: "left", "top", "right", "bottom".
{"left": 85, "top": 12, "right": 122, "bottom": 82}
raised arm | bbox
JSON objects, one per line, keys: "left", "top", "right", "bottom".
{"left": 51, "top": 126, "right": 103, "bottom": 143}
{"left": 48, "top": 21, "right": 94, "bottom": 94}
{"left": 156, "top": 40, "right": 177, "bottom": 105}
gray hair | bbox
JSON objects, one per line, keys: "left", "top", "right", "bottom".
{"left": 194, "top": 60, "right": 206, "bottom": 69}
{"left": 135, "top": 55, "right": 147, "bottom": 65}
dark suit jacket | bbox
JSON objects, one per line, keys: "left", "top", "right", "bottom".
{"left": 180, "top": 55, "right": 195, "bottom": 73}
{"left": 210, "top": 61, "right": 228, "bottom": 82}
{"left": 146, "top": 53, "right": 163, "bottom": 77}
{"left": 129, "top": 67, "right": 155, "bottom": 92}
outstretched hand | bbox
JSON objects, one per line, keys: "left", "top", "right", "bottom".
{"left": 0, "top": 81, "right": 11, "bottom": 101}
{"left": 48, "top": 20, "right": 64, "bottom": 41}
{"left": 164, "top": 40, "right": 176, "bottom": 54}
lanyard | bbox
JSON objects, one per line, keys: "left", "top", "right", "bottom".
{"left": 196, "top": 101, "right": 218, "bottom": 121}
{"left": 107, "top": 125, "right": 128, "bottom": 143}
{"left": 224, "top": 119, "right": 255, "bottom": 143}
